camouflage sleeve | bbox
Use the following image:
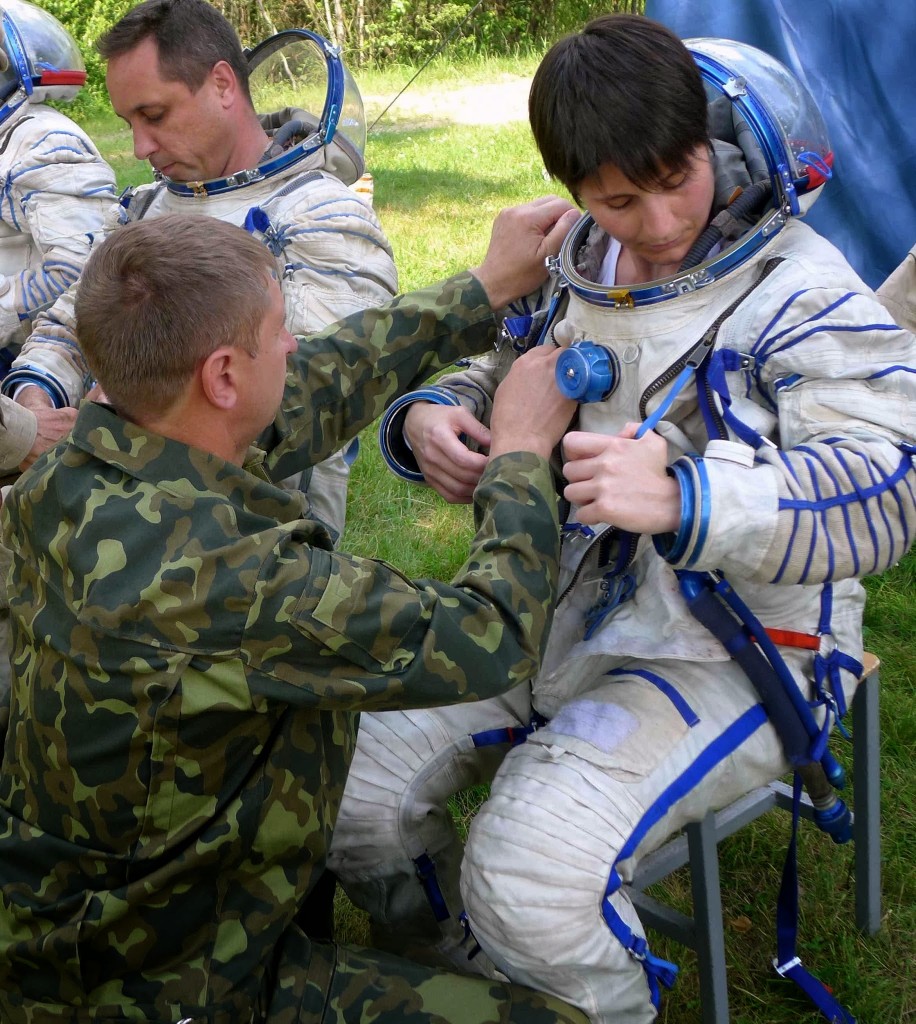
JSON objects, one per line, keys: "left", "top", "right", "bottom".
{"left": 264, "top": 271, "right": 500, "bottom": 480}
{"left": 247, "top": 450, "right": 560, "bottom": 711}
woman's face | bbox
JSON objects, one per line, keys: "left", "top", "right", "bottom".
{"left": 577, "top": 144, "right": 716, "bottom": 284}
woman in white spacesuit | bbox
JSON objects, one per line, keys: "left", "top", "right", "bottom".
{"left": 328, "top": 15, "right": 916, "bottom": 1024}
{"left": 0, "top": 0, "right": 115, "bottom": 471}
{"left": 3, "top": 0, "right": 398, "bottom": 537}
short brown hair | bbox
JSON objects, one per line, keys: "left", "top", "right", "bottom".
{"left": 97, "top": 0, "right": 253, "bottom": 104}
{"left": 75, "top": 214, "right": 276, "bottom": 418}
{"left": 529, "top": 14, "right": 709, "bottom": 197}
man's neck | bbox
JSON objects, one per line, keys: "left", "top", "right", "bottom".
{"left": 222, "top": 111, "right": 271, "bottom": 178}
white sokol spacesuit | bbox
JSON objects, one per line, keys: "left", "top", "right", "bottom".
{"left": 0, "top": 0, "right": 116, "bottom": 470}
{"left": 2, "top": 29, "right": 397, "bottom": 537}
{"left": 329, "top": 41, "right": 916, "bottom": 1023}
{"left": 0, "top": 0, "right": 114, "bottom": 705}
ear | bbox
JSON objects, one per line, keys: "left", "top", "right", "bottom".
{"left": 209, "top": 59, "right": 238, "bottom": 106}
{"left": 199, "top": 346, "right": 242, "bottom": 410}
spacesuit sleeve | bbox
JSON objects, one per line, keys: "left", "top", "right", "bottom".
{"left": 0, "top": 109, "right": 115, "bottom": 348}
{"left": 377, "top": 348, "right": 509, "bottom": 481}
{"left": 0, "top": 394, "right": 37, "bottom": 471}
{"left": 876, "top": 241, "right": 916, "bottom": 333}
{"left": 2, "top": 278, "right": 85, "bottom": 407}
{"left": 661, "top": 282, "right": 916, "bottom": 585}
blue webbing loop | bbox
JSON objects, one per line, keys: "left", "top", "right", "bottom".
{"left": 413, "top": 852, "right": 450, "bottom": 923}
{"left": 601, "top": 893, "right": 679, "bottom": 1009}
{"left": 471, "top": 711, "right": 548, "bottom": 749}
{"left": 773, "top": 775, "right": 858, "bottom": 1023}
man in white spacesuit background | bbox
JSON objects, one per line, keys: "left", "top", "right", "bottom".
{"left": 3, "top": 0, "right": 398, "bottom": 538}
{"left": 328, "top": 15, "right": 916, "bottom": 1024}
{"left": 0, "top": 0, "right": 115, "bottom": 472}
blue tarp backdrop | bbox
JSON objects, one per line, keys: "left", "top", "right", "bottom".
{"left": 645, "top": 0, "right": 916, "bottom": 289}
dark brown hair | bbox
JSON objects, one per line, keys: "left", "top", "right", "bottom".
{"left": 529, "top": 13, "right": 709, "bottom": 197}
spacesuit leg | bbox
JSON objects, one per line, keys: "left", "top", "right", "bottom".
{"left": 461, "top": 660, "right": 796, "bottom": 1024}
{"left": 329, "top": 684, "right": 532, "bottom": 974}
{"left": 305, "top": 446, "right": 353, "bottom": 541}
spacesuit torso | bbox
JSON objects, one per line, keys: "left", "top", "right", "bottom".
{"left": 117, "top": 127, "right": 397, "bottom": 335}
{"left": 533, "top": 216, "right": 876, "bottom": 715}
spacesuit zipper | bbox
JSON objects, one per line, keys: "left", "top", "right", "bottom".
{"left": 638, "top": 332, "right": 717, "bottom": 420}
{"left": 557, "top": 525, "right": 637, "bottom": 605}
{"left": 638, "top": 257, "right": 784, "bottom": 422}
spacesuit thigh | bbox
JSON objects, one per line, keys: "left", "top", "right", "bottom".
{"left": 329, "top": 683, "right": 531, "bottom": 969}
{"left": 461, "top": 659, "right": 788, "bottom": 1024}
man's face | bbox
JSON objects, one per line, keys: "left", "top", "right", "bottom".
{"left": 106, "top": 36, "right": 234, "bottom": 182}
{"left": 242, "top": 275, "right": 297, "bottom": 437}
{"left": 577, "top": 144, "right": 716, "bottom": 282}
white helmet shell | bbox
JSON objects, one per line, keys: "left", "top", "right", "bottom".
{"left": 0, "top": 0, "right": 85, "bottom": 121}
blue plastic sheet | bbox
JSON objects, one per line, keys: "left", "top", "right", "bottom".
{"left": 645, "top": 0, "right": 916, "bottom": 288}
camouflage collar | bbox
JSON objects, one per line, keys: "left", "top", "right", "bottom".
{"left": 70, "top": 401, "right": 310, "bottom": 528}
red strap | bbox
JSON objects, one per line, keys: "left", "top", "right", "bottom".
{"left": 763, "top": 628, "right": 821, "bottom": 651}
{"left": 38, "top": 71, "right": 86, "bottom": 86}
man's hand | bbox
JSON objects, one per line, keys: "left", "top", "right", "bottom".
{"left": 562, "top": 425, "right": 681, "bottom": 534}
{"left": 472, "top": 196, "right": 580, "bottom": 309}
{"left": 20, "top": 405, "right": 78, "bottom": 469}
{"left": 489, "top": 346, "right": 576, "bottom": 461}
{"left": 404, "top": 403, "right": 491, "bottom": 504}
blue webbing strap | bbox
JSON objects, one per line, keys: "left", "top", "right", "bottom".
{"left": 471, "top": 711, "right": 548, "bottom": 749}
{"left": 413, "top": 852, "right": 450, "bottom": 923}
{"left": 774, "top": 775, "right": 857, "bottom": 1023}
{"left": 601, "top": 890, "right": 678, "bottom": 1009}
{"left": 602, "top": 703, "right": 769, "bottom": 1007}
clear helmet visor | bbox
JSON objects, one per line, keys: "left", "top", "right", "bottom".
{"left": 247, "top": 30, "right": 366, "bottom": 184}
{"left": 688, "top": 38, "right": 833, "bottom": 210}
{"left": 0, "top": 0, "right": 85, "bottom": 107}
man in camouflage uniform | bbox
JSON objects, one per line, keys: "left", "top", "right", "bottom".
{"left": 0, "top": 203, "right": 586, "bottom": 1024}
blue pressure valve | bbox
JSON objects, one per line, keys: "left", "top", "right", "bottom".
{"left": 555, "top": 340, "right": 620, "bottom": 403}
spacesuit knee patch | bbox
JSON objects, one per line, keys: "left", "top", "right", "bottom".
{"left": 547, "top": 699, "right": 639, "bottom": 755}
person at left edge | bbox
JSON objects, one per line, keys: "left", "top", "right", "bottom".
{"left": 0, "top": 0, "right": 115, "bottom": 471}
{"left": 0, "top": 0, "right": 116, "bottom": 704}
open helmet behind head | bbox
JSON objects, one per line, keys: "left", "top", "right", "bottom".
{"left": 164, "top": 28, "right": 367, "bottom": 197}
{"left": 0, "top": 0, "right": 85, "bottom": 125}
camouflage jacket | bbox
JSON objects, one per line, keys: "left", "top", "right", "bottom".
{"left": 0, "top": 274, "right": 561, "bottom": 1022}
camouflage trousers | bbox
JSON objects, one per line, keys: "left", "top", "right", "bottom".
{"left": 266, "top": 925, "right": 589, "bottom": 1024}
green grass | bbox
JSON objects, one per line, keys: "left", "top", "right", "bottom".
{"left": 74, "top": 68, "right": 916, "bottom": 1024}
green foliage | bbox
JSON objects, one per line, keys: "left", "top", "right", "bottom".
{"left": 41, "top": 0, "right": 134, "bottom": 107}
{"left": 46, "top": 0, "right": 646, "bottom": 101}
